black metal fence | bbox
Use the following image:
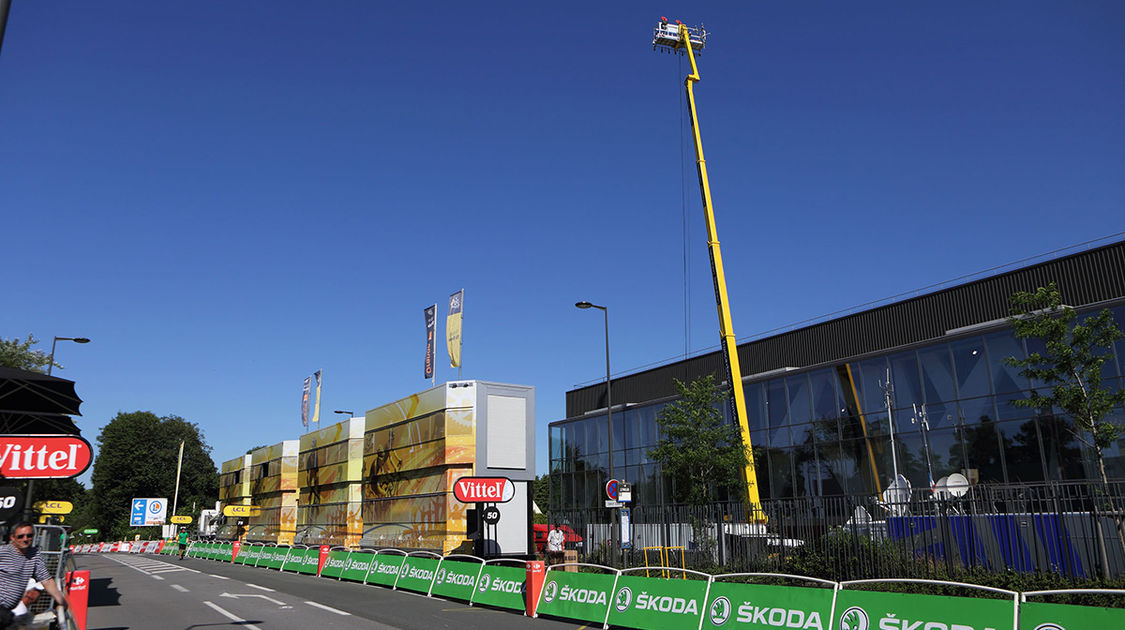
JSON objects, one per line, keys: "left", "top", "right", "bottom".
{"left": 550, "top": 481, "right": 1125, "bottom": 582}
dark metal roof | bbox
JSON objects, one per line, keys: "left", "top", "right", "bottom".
{"left": 566, "top": 239, "right": 1125, "bottom": 418}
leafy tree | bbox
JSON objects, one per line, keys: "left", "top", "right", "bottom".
{"left": 1004, "top": 282, "right": 1125, "bottom": 488}
{"left": 649, "top": 375, "right": 750, "bottom": 506}
{"left": 0, "top": 334, "right": 55, "bottom": 373}
{"left": 90, "top": 411, "right": 219, "bottom": 540}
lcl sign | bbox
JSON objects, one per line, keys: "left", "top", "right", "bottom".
{"left": 452, "top": 476, "right": 515, "bottom": 503}
{"left": 0, "top": 435, "right": 93, "bottom": 479}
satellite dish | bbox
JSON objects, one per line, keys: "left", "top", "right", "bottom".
{"left": 946, "top": 473, "right": 970, "bottom": 498}
{"left": 934, "top": 476, "right": 951, "bottom": 500}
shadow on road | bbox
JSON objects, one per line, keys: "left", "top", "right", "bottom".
{"left": 88, "top": 577, "right": 121, "bottom": 607}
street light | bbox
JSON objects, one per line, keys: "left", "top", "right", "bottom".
{"left": 47, "top": 336, "right": 91, "bottom": 375}
{"left": 576, "top": 300, "right": 617, "bottom": 562}
{"left": 334, "top": 410, "right": 354, "bottom": 417}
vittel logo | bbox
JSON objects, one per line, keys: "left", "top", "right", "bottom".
{"left": 737, "top": 602, "right": 823, "bottom": 629}
{"left": 633, "top": 591, "right": 699, "bottom": 615}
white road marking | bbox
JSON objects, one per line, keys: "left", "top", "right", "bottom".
{"left": 246, "top": 583, "right": 275, "bottom": 592}
{"left": 170, "top": 584, "right": 189, "bottom": 593}
{"left": 151, "top": 575, "right": 164, "bottom": 580}
{"left": 219, "top": 592, "right": 287, "bottom": 606}
{"left": 207, "top": 574, "right": 230, "bottom": 580}
{"left": 104, "top": 554, "right": 200, "bottom": 576}
{"left": 203, "top": 601, "right": 262, "bottom": 630}
{"left": 304, "top": 601, "right": 351, "bottom": 616}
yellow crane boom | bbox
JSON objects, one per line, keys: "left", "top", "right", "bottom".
{"left": 654, "top": 21, "right": 764, "bottom": 520}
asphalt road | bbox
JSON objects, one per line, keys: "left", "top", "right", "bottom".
{"left": 78, "top": 553, "right": 587, "bottom": 630}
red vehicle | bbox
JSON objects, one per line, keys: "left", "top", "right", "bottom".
{"left": 532, "top": 524, "right": 583, "bottom": 552}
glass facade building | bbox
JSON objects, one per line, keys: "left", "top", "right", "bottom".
{"left": 551, "top": 290, "right": 1125, "bottom": 510}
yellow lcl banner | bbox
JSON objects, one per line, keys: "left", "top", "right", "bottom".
{"left": 223, "top": 505, "right": 260, "bottom": 517}
{"left": 170, "top": 515, "right": 193, "bottom": 524}
{"left": 447, "top": 289, "right": 463, "bottom": 368}
{"left": 33, "top": 500, "right": 72, "bottom": 515}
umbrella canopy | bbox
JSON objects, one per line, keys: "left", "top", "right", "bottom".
{"left": 0, "top": 367, "right": 83, "bottom": 416}
{"left": 0, "top": 411, "right": 80, "bottom": 435}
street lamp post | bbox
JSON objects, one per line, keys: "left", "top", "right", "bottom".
{"left": 29, "top": 336, "right": 90, "bottom": 520}
{"left": 576, "top": 301, "right": 617, "bottom": 563}
{"left": 47, "top": 336, "right": 91, "bottom": 375}
{"left": 333, "top": 410, "right": 354, "bottom": 418}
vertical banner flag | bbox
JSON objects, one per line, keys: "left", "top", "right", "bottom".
{"left": 312, "top": 370, "right": 322, "bottom": 427}
{"left": 447, "top": 289, "right": 463, "bottom": 368}
{"left": 301, "top": 376, "right": 312, "bottom": 428}
{"left": 424, "top": 304, "right": 437, "bottom": 380}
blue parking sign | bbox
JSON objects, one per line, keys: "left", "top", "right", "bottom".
{"left": 130, "top": 499, "right": 148, "bottom": 526}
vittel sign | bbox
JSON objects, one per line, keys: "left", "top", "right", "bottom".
{"left": 0, "top": 435, "right": 92, "bottom": 478}
{"left": 453, "top": 476, "right": 515, "bottom": 503}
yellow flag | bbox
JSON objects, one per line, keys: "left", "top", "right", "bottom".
{"left": 312, "top": 370, "right": 322, "bottom": 426}
{"left": 446, "top": 290, "right": 463, "bottom": 368}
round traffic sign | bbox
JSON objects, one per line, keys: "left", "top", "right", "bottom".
{"left": 605, "top": 479, "right": 619, "bottom": 501}
{"left": 482, "top": 505, "right": 500, "bottom": 525}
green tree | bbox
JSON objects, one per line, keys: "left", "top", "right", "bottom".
{"left": 0, "top": 334, "right": 55, "bottom": 373}
{"left": 649, "top": 375, "right": 750, "bottom": 506}
{"left": 91, "top": 411, "right": 219, "bottom": 540}
{"left": 1004, "top": 282, "right": 1125, "bottom": 488}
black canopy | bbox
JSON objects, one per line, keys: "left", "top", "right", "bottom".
{"left": 0, "top": 366, "right": 83, "bottom": 416}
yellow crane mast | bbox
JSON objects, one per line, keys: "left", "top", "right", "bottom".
{"left": 653, "top": 20, "right": 764, "bottom": 520}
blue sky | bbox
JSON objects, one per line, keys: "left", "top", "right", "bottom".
{"left": 3, "top": 2, "right": 1123, "bottom": 485}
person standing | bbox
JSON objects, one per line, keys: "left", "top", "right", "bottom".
{"left": 177, "top": 528, "right": 189, "bottom": 560}
{"left": 0, "top": 522, "right": 68, "bottom": 628}
{"left": 546, "top": 526, "right": 565, "bottom": 565}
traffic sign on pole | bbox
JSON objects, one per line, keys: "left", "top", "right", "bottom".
{"left": 605, "top": 479, "right": 619, "bottom": 502}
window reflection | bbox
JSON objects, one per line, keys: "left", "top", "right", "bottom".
{"left": 996, "top": 419, "right": 1045, "bottom": 482}
{"left": 889, "top": 351, "right": 922, "bottom": 408}
{"left": 952, "top": 337, "right": 990, "bottom": 399}
{"left": 919, "top": 344, "right": 957, "bottom": 403}
{"left": 985, "top": 331, "right": 1026, "bottom": 394}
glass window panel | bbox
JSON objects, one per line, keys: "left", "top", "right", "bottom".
{"left": 766, "top": 380, "right": 789, "bottom": 444}
{"left": 894, "top": 428, "right": 931, "bottom": 489}
{"left": 997, "top": 419, "right": 1046, "bottom": 482}
{"left": 638, "top": 406, "right": 659, "bottom": 448}
{"left": 952, "top": 336, "right": 990, "bottom": 399}
{"left": 809, "top": 369, "right": 840, "bottom": 422}
{"left": 1024, "top": 337, "right": 1051, "bottom": 392}
{"left": 573, "top": 419, "right": 587, "bottom": 460}
{"left": 590, "top": 417, "right": 604, "bottom": 454}
{"left": 889, "top": 351, "right": 922, "bottom": 410}
{"left": 767, "top": 448, "right": 795, "bottom": 498}
{"left": 1078, "top": 310, "right": 1120, "bottom": 382}
{"left": 786, "top": 374, "right": 812, "bottom": 426}
{"left": 959, "top": 396, "right": 997, "bottom": 426}
{"left": 790, "top": 422, "right": 814, "bottom": 449}
{"left": 626, "top": 409, "right": 642, "bottom": 452}
{"left": 919, "top": 344, "right": 957, "bottom": 403}
{"left": 611, "top": 413, "right": 626, "bottom": 452}
{"left": 1099, "top": 406, "right": 1125, "bottom": 478}
{"left": 1038, "top": 413, "right": 1085, "bottom": 480}
{"left": 985, "top": 330, "right": 1027, "bottom": 395}
{"left": 927, "top": 427, "right": 965, "bottom": 480}
{"left": 550, "top": 425, "right": 561, "bottom": 461}
{"left": 856, "top": 357, "right": 891, "bottom": 420}
{"left": 793, "top": 444, "right": 821, "bottom": 497}
{"left": 746, "top": 382, "right": 767, "bottom": 433}
{"left": 960, "top": 417, "right": 1005, "bottom": 484}
{"left": 752, "top": 447, "right": 771, "bottom": 500}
